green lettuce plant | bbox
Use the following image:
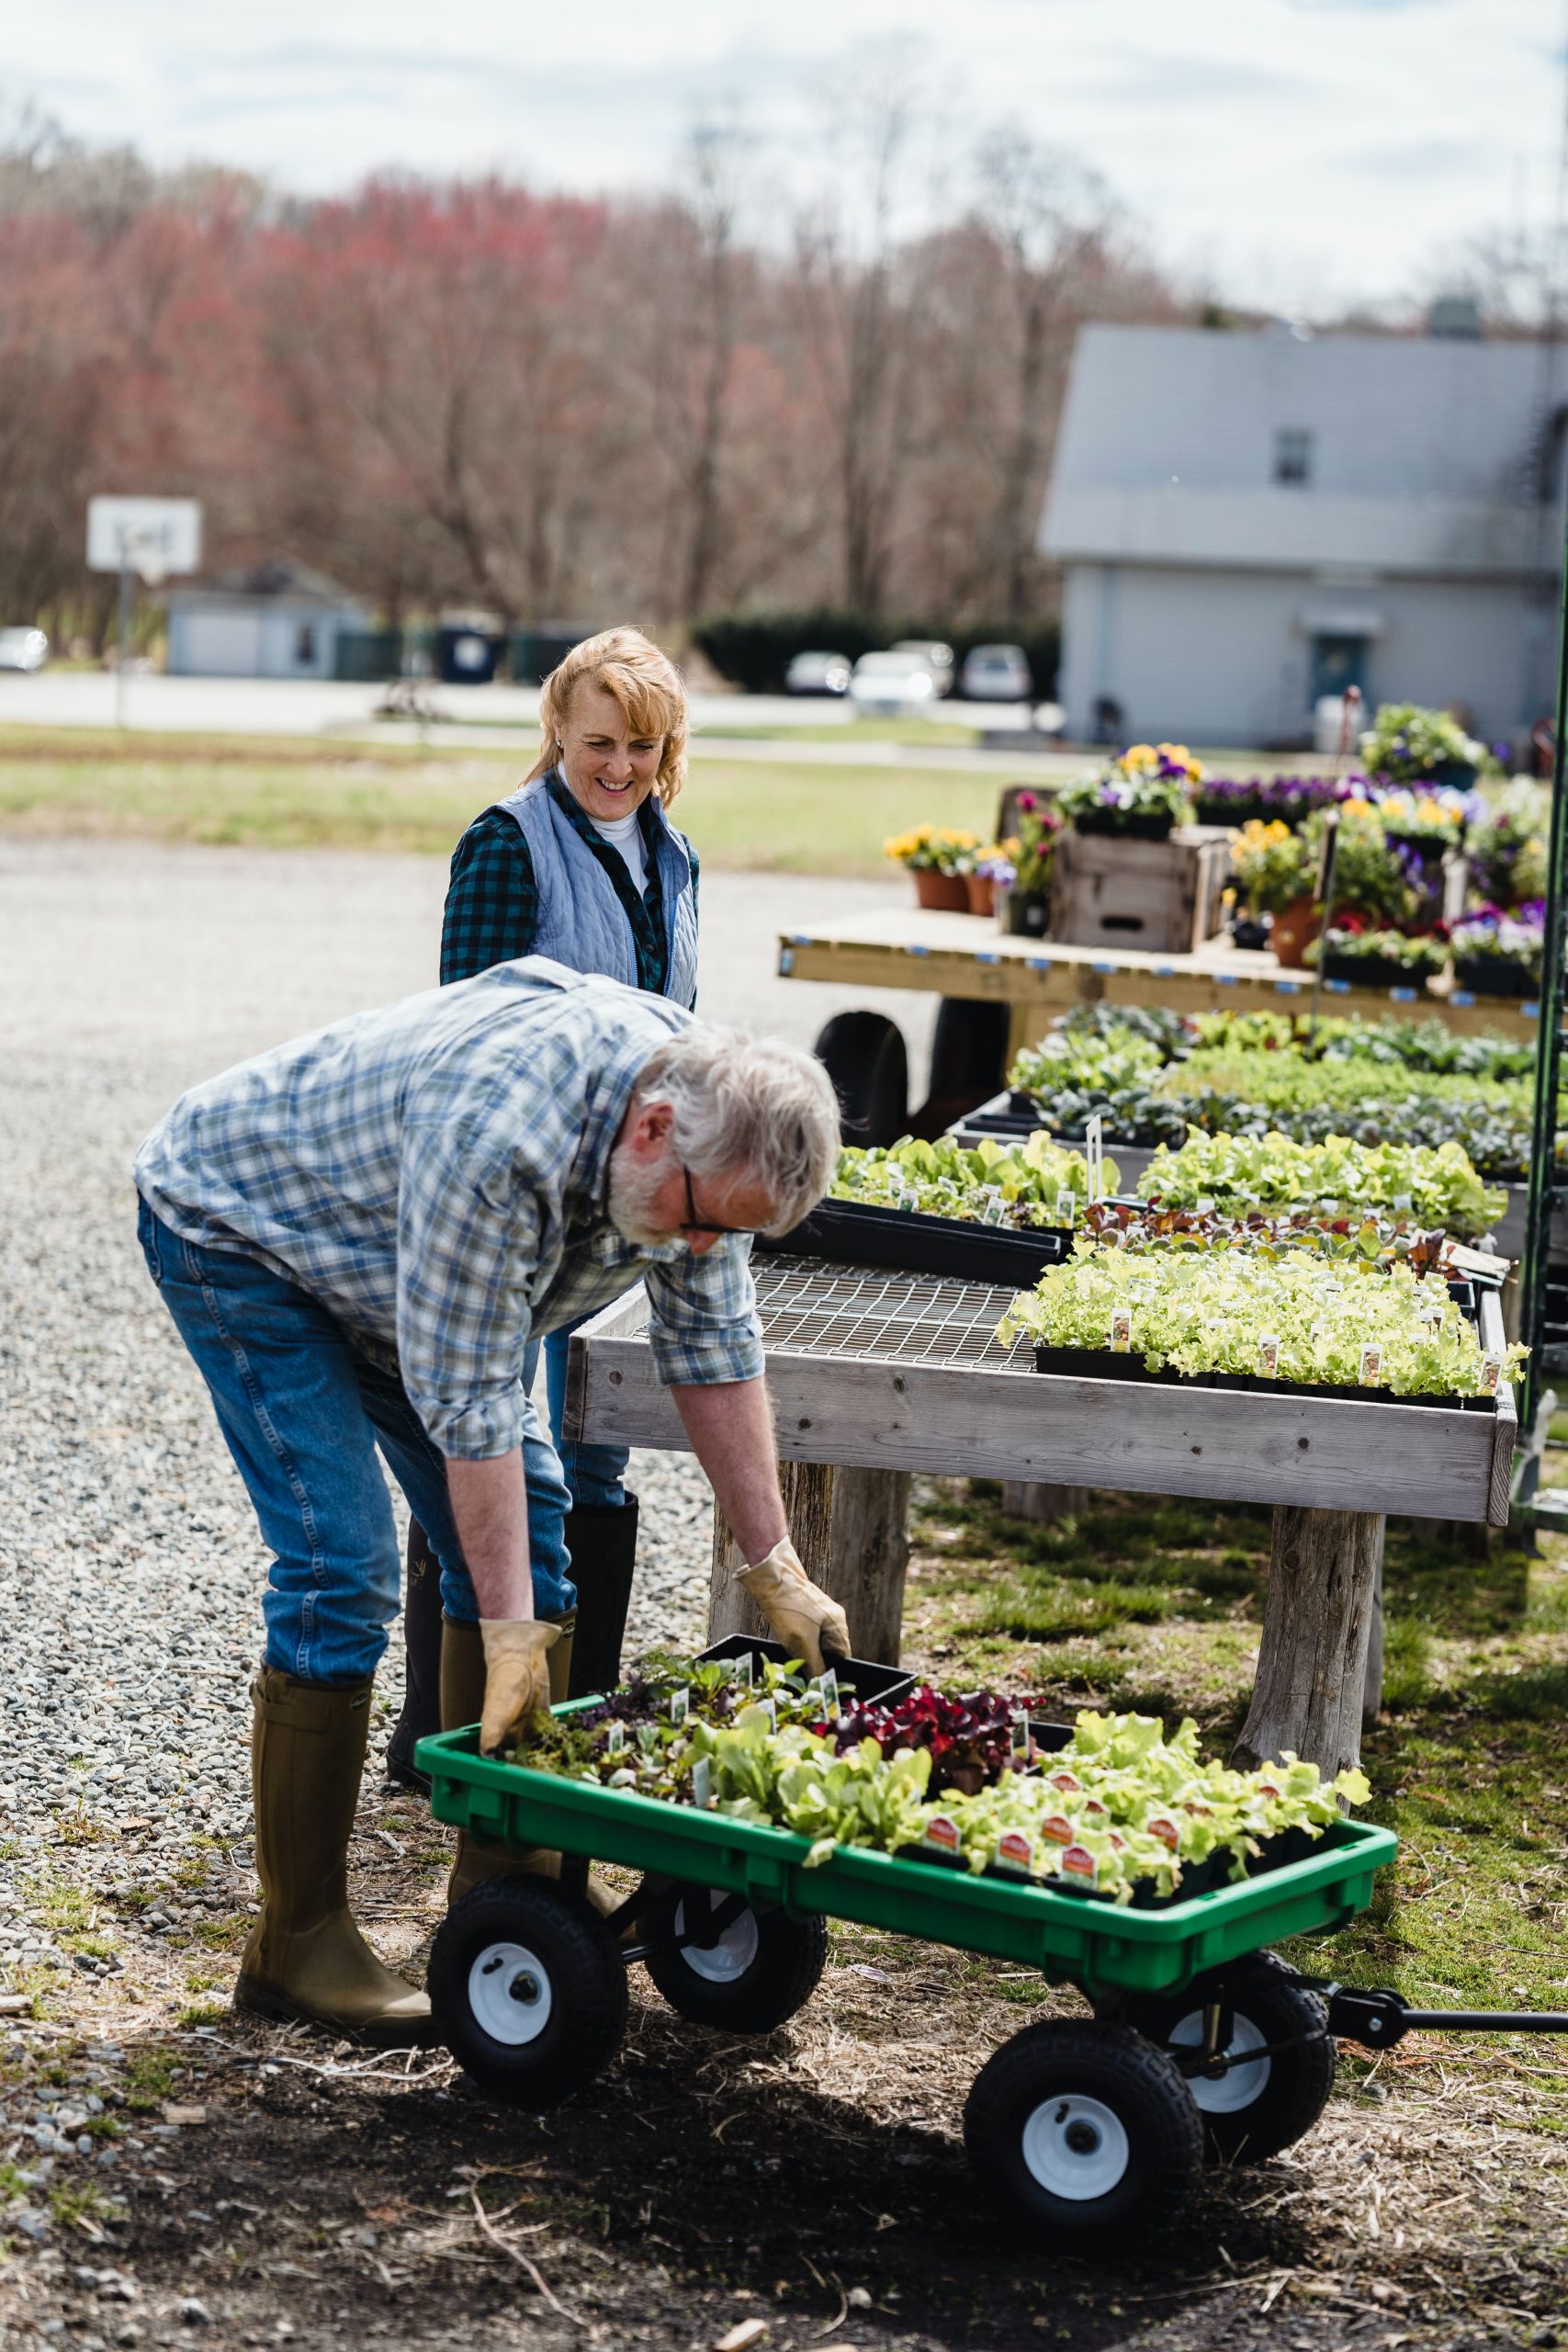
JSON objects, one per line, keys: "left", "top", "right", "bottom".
{"left": 831, "top": 1132, "right": 1121, "bottom": 1222}
{"left": 1134, "top": 1131, "right": 1506, "bottom": 1237}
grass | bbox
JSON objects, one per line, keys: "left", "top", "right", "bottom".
{"left": 0, "top": 724, "right": 1007, "bottom": 876}
{"left": 906, "top": 1480, "right": 1568, "bottom": 2072}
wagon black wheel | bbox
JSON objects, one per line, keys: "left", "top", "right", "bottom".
{"left": 1121, "top": 1952, "right": 1336, "bottom": 2165}
{"left": 964, "top": 2019, "right": 1202, "bottom": 2243}
{"left": 813, "top": 1011, "right": 908, "bottom": 1146}
{"left": 428, "top": 1874, "right": 627, "bottom": 2107}
{"left": 643, "top": 1885, "right": 828, "bottom": 2032}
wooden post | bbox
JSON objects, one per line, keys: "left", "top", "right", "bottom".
{"left": 1360, "top": 1526, "right": 1386, "bottom": 1730}
{"left": 1000, "top": 1480, "right": 1089, "bottom": 1523}
{"left": 1233, "top": 1505, "right": 1383, "bottom": 1778}
{"left": 709, "top": 1464, "right": 911, "bottom": 1663}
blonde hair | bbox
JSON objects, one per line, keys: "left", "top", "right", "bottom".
{"left": 525, "top": 627, "right": 689, "bottom": 806}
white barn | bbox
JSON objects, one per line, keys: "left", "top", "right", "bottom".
{"left": 165, "top": 561, "right": 367, "bottom": 679}
{"left": 1040, "top": 322, "right": 1568, "bottom": 751}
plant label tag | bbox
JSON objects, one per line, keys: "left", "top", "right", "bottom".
{"left": 1010, "top": 1715, "right": 1031, "bottom": 1760}
{"left": 981, "top": 1188, "right": 1007, "bottom": 1226}
{"left": 1055, "top": 1187, "right": 1077, "bottom": 1228}
{"left": 606, "top": 1720, "right": 626, "bottom": 1754}
{"left": 1085, "top": 1114, "right": 1104, "bottom": 1202}
{"left": 670, "top": 1686, "right": 690, "bottom": 1726}
{"left": 995, "top": 1829, "right": 1033, "bottom": 1875}
{"left": 1040, "top": 1812, "right": 1074, "bottom": 1846}
{"left": 691, "top": 1756, "right": 712, "bottom": 1809}
{"left": 922, "top": 1813, "right": 962, "bottom": 1856}
{"left": 1194, "top": 1195, "right": 1215, "bottom": 1216}
{"left": 1145, "top": 1813, "right": 1181, "bottom": 1852}
{"left": 1109, "top": 1309, "right": 1132, "bottom": 1354}
{"left": 1059, "top": 1843, "right": 1099, "bottom": 1886}
{"left": 1393, "top": 1193, "right": 1414, "bottom": 1213}
{"left": 761, "top": 1694, "right": 777, "bottom": 1732}
{"left": 734, "top": 1650, "right": 754, "bottom": 1688}
{"left": 1258, "top": 1333, "right": 1280, "bottom": 1379}
{"left": 1359, "top": 1345, "right": 1382, "bottom": 1388}
{"left": 1480, "top": 1353, "right": 1503, "bottom": 1396}
{"left": 817, "top": 1668, "right": 840, "bottom": 1718}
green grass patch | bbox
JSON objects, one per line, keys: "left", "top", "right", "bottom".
{"left": 0, "top": 722, "right": 1005, "bottom": 876}
{"left": 121, "top": 2051, "right": 179, "bottom": 2113}
{"left": 177, "top": 2004, "right": 225, "bottom": 2029}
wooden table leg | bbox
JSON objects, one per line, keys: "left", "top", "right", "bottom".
{"left": 1000, "top": 1480, "right": 1089, "bottom": 1523}
{"left": 709, "top": 1463, "right": 912, "bottom": 1662}
{"left": 1233, "top": 1505, "right": 1384, "bottom": 1777}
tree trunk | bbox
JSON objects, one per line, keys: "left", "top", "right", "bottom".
{"left": 709, "top": 1464, "right": 911, "bottom": 1663}
{"left": 1232, "top": 1506, "right": 1383, "bottom": 1778}
{"left": 1000, "top": 1480, "right": 1089, "bottom": 1523}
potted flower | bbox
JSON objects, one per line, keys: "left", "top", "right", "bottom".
{"left": 964, "top": 844, "right": 1013, "bottom": 917}
{"left": 1361, "top": 701, "right": 1486, "bottom": 789}
{"left": 998, "top": 796, "right": 1062, "bottom": 935}
{"left": 1449, "top": 900, "right": 1544, "bottom": 998}
{"left": 884, "top": 824, "right": 979, "bottom": 911}
{"left": 1305, "top": 799, "right": 1416, "bottom": 929}
{"left": 1227, "top": 820, "right": 1317, "bottom": 967}
{"left": 1055, "top": 742, "right": 1201, "bottom": 840}
{"left": 1304, "top": 922, "right": 1449, "bottom": 990}
{"left": 1194, "top": 773, "right": 1360, "bottom": 830}
{"left": 1468, "top": 781, "right": 1549, "bottom": 910}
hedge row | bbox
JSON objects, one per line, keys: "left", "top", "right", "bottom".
{"left": 691, "top": 609, "right": 1060, "bottom": 698}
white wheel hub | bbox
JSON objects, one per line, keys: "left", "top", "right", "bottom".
{"left": 674, "top": 1896, "right": 760, "bottom": 1984}
{"left": 468, "top": 1939, "right": 553, "bottom": 2045}
{"left": 1021, "top": 2093, "right": 1130, "bottom": 2199}
{"left": 1168, "top": 2007, "right": 1271, "bottom": 2112}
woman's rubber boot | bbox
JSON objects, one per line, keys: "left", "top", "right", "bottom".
{"left": 235, "top": 1668, "right": 431, "bottom": 2047}
{"left": 440, "top": 1616, "right": 575, "bottom": 1906}
{"left": 566, "top": 1496, "right": 639, "bottom": 1702}
{"left": 384, "top": 1521, "right": 442, "bottom": 1793}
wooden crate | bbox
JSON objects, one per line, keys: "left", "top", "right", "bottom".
{"left": 1047, "top": 825, "right": 1231, "bottom": 955}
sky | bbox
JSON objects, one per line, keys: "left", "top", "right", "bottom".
{"left": 11, "top": 0, "right": 1568, "bottom": 313}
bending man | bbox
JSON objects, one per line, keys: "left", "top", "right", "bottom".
{"left": 133, "top": 957, "right": 847, "bottom": 2045}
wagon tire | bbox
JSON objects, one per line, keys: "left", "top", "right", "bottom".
{"left": 964, "top": 2018, "right": 1202, "bottom": 2243}
{"left": 428, "top": 1875, "right": 627, "bottom": 2107}
{"left": 644, "top": 1886, "right": 828, "bottom": 2032}
{"left": 813, "top": 1011, "right": 908, "bottom": 1146}
{"left": 1121, "top": 1951, "right": 1337, "bottom": 2164}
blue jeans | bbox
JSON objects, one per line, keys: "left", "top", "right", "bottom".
{"left": 525, "top": 1316, "right": 631, "bottom": 1511}
{"left": 138, "top": 1200, "right": 575, "bottom": 1686}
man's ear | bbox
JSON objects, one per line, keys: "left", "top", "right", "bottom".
{"left": 628, "top": 1098, "right": 675, "bottom": 1156}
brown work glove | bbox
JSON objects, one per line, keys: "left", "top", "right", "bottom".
{"left": 737, "top": 1540, "right": 851, "bottom": 1677}
{"left": 478, "top": 1619, "right": 561, "bottom": 1755}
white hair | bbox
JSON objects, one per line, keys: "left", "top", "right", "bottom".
{"left": 633, "top": 1025, "right": 840, "bottom": 1236}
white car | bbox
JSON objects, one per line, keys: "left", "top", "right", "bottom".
{"left": 960, "top": 642, "right": 1032, "bottom": 701}
{"left": 785, "top": 649, "right": 852, "bottom": 696}
{"left": 849, "top": 650, "right": 937, "bottom": 714}
{"left": 890, "top": 639, "right": 953, "bottom": 696}
{"left": 0, "top": 626, "right": 49, "bottom": 673}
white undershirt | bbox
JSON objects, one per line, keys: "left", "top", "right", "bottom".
{"left": 592, "top": 807, "right": 649, "bottom": 894}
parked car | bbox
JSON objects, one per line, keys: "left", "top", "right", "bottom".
{"left": 0, "top": 627, "right": 49, "bottom": 673}
{"left": 890, "top": 639, "right": 953, "bottom": 696}
{"left": 785, "top": 649, "right": 852, "bottom": 696}
{"left": 849, "top": 650, "right": 938, "bottom": 714}
{"left": 959, "top": 642, "right": 1032, "bottom": 701}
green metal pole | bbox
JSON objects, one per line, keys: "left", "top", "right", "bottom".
{"left": 1517, "top": 517, "right": 1568, "bottom": 1438}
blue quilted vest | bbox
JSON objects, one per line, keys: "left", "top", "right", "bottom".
{"left": 496, "top": 772, "right": 699, "bottom": 1007}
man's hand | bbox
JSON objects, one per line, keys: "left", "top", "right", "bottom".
{"left": 479, "top": 1619, "right": 560, "bottom": 1754}
{"left": 738, "top": 1540, "right": 851, "bottom": 1676}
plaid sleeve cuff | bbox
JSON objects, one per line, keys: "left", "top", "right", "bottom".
{"left": 643, "top": 1242, "right": 764, "bottom": 1387}
{"left": 414, "top": 1384, "right": 528, "bottom": 1462}
{"left": 648, "top": 1315, "right": 764, "bottom": 1388}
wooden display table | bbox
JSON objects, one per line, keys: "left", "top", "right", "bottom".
{"left": 566, "top": 1261, "right": 1515, "bottom": 1776}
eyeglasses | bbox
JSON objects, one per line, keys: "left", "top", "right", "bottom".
{"left": 681, "top": 1162, "right": 752, "bottom": 1239}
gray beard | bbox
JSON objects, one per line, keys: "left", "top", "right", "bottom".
{"left": 606, "top": 1146, "right": 680, "bottom": 1248}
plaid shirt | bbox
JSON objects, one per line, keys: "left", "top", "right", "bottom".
{"left": 134, "top": 961, "right": 761, "bottom": 1460}
{"left": 440, "top": 775, "right": 699, "bottom": 999}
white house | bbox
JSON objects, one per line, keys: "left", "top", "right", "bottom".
{"left": 164, "top": 560, "right": 368, "bottom": 679}
{"left": 1040, "top": 321, "right": 1568, "bottom": 750}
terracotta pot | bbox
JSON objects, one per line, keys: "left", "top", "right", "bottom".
{"left": 964, "top": 872, "right": 995, "bottom": 916}
{"left": 1269, "top": 897, "right": 1321, "bottom": 969}
{"left": 914, "top": 869, "right": 970, "bottom": 911}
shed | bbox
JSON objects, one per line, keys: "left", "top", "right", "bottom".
{"left": 164, "top": 561, "right": 369, "bottom": 680}
{"left": 1039, "top": 322, "right": 1568, "bottom": 749}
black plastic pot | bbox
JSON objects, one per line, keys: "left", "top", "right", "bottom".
{"left": 697, "top": 1634, "right": 913, "bottom": 1707}
{"left": 1453, "top": 956, "right": 1540, "bottom": 1000}
{"left": 1072, "top": 810, "right": 1176, "bottom": 841}
{"left": 1230, "top": 916, "right": 1270, "bottom": 951}
{"left": 756, "top": 1197, "right": 1075, "bottom": 1286}
{"left": 1001, "top": 891, "right": 1052, "bottom": 938}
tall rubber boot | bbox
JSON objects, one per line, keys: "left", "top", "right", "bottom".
{"left": 384, "top": 1520, "right": 442, "bottom": 1793}
{"left": 440, "top": 1616, "right": 576, "bottom": 1906}
{"left": 566, "top": 1495, "right": 639, "bottom": 1702}
{"left": 236, "top": 1668, "right": 431, "bottom": 2046}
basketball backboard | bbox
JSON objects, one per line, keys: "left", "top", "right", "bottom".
{"left": 86, "top": 496, "right": 202, "bottom": 583}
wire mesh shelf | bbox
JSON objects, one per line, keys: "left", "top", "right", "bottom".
{"left": 750, "top": 1258, "right": 1032, "bottom": 1373}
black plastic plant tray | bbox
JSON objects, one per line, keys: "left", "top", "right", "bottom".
{"left": 1032, "top": 1345, "right": 1189, "bottom": 1385}
{"left": 1030, "top": 1345, "right": 1490, "bottom": 1410}
{"left": 1453, "top": 957, "right": 1540, "bottom": 1000}
{"left": 697, "top": 1633, "right": 914, "bottom": 1706}
{"left": 757, "top": 1196, "right": 1074, "bottom": 1286}
{"left": 1320, "top": 953, "right": 1440, "bottom": 990}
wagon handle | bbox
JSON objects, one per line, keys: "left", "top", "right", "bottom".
{"left": 1319, "top": 1983, "right": 1568, "bottom": 2049}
